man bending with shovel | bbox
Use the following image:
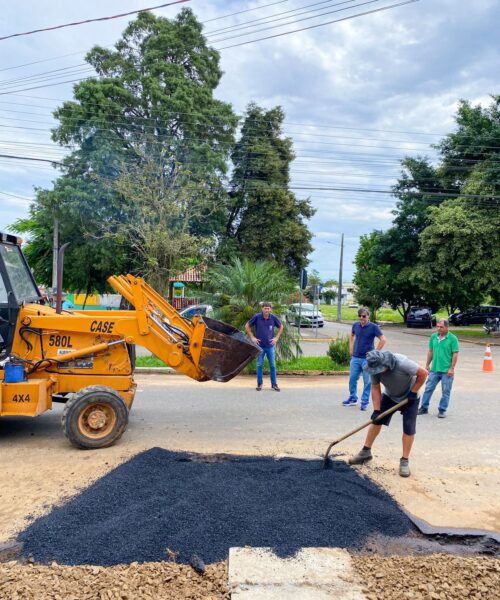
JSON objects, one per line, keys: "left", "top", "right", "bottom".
{"left": 348, "top": 350, "right": 427, "bottom": 477}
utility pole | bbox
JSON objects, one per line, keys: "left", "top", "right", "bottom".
{"left": 336, "top": 233, "right": 344, "bottom": 323}
{"left": 52, "top": 217, "right": 59, "bottom": 290}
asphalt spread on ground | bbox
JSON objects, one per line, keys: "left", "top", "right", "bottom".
{"left": 19, "top": 448, "right": 415, "bottom": 565}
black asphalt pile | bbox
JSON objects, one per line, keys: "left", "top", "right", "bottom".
{"left": 19, "top": 448, "right": 415, "bottom": 566}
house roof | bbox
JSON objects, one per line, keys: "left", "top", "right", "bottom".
{"left": 169, "top": 264, "right": 207, "bottom": 283}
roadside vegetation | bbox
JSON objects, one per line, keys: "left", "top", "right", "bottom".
{"left": 327, "top": 335, "right": 351, "bottom": 364}
{"left": 320, "top": 305, "right": 449, "bottom": 323}
{"left": 137, "top": 355, "right": 348, "bottom": 372}
{"left": 352, "top": 97, "right": 500, "bottom": 319}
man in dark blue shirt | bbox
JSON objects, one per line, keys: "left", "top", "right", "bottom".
{"left": 245, "top": 302, "right": 284, "bottom": 391}
{"left": 343, "top": 307, "right": 386, "bottom": 410}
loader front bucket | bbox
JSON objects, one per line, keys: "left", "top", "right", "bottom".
{"left": 198, "top": 317, "right": 261, "bottom": 382}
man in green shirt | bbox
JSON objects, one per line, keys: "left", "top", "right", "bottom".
{"left": 418, "top": 319, "right": 459, "bottom": 418}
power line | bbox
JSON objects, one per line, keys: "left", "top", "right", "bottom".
{"left": 0, "top": 0, "right": 292, "bottom": 72}
{"left": 211, "top": 0, "right": 370, "bottom": 43}
{"left": 217, "top": 0, "right": 419, "bottom": 49}
{"left": 0, "top": 96, "right": 451, "bottom": 137}
{"left": 0, "top": 0, "right": 418, "bottom": 94}
{"left": 0, "top": 1, "right": 190, "bottom": 42}
{"left": 205, "top": 0, "right": 355, "bottom": 36}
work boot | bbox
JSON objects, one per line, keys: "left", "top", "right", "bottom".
{"left": 417, "top": 406, "right": 428, "bottom": 415}
{"left": 256, "top": 384, "right": 262, "bottom": 391}
{"left": 272, "top": 384, "right": 280, "bottom": 392}
{"left": 438, "top": 410, "right": 446, "bottom": 418}
{"left": 399, "top": 458, "right": 410, "bottom": 477}
{"left": 348, "top": 447, "right": 373, "bottom": 465}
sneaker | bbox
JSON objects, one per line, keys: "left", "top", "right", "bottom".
{"left": 360, "top": 404, "right": 368, "bottom": 411}
{"left": 399, "top": 458, "right": 410, "bottom": 477}
{"left": 438, "top": 410, "right": 446, "bottom": 418}
{"left": 417, "top": 407, "right": 428, "bottom": 415}
{"left": 272, "top": 384, "right": 280, "bottom": 392}
{"left": 348, "top": 447, "right": 373, "bottom": 465}
{"left": 342, "top": 398, "right": 358, "bottom": 406}
{"left": 256, "top": 384, "right": 262, "bottom": 391}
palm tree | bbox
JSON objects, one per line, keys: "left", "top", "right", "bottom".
{"left": 203, "top": 257, "right": 300, "bottom": 360}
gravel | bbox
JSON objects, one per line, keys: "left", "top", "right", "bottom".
{"left": 0, "top": 560, "right": 230, "bottom": 599}
{"left": 352, "top": 554, "right": 500, "bottom": 600}
{"left": 1, "top": 554, "right": 498, "bottom": 599}
{"left": 19, "top": 448, "right": 414, "bottom": 566}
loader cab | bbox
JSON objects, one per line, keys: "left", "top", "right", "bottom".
{"left": 0, "top": 232, "right": 42, "bottom": 358}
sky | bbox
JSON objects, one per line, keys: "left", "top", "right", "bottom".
{"left": 0, "top": 0, "right": 498, "bottom": 282}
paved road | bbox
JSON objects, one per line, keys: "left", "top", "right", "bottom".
{"left": 1, "top": 319, "right": 498, "bottom": 541}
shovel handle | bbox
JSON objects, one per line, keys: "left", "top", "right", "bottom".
{"left": 322, "top": 398, "right": 409, "bottom": 466}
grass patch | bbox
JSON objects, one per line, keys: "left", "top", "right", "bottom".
{"left": 136, "top": 356, "right": 167, "bottom": 367}
{"left": 251, "top": 356, "right": 347, "bottom": 373}
{"left": 320, "top": 305, "right": 449, "bottom": 323}
{"left": 321, "top": 305, "right": 405, "bottom": 322}
{"left": 137, "top": 355, "right": 348, "bottom": 372}
{"left": 449, "top": 328, "right": 489, "bottom": 338}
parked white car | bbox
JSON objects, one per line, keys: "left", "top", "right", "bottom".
{"left": 286, "top": 303, "right": 324, "bottom": 328}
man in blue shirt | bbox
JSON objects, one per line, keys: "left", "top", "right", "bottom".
{"left": 343, "top": 307, "right": 386, "bottom": 410}
{"left": 245, "top": 302, "right": 284, "bottom": 392}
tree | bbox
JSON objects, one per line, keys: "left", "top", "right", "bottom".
{"left": 417, "top": 200, "right": 500, "bottom": 312}
{"left": 353, "top": 232, "right": 391, "bottom": 320}
{"left": 202, "top": 257, "right": 299, "bottom": 360}
{"left": 416, "top": 96, "right": 500, "bottom": 310}
{"left": 221, "top": 104, "right": 315, "bottom": 276}
{"left": 353, "top": 96, "right": 500, "bottom": 315}
{"left": 373, "top": 157, "right": 447, "bottom": 318}
{"left": 15, "top": 9, "right": 237, "bottom": 292}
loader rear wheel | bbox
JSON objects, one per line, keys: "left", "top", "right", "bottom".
{"left": 62, "top": 386, "right": 128, "bottom": 449}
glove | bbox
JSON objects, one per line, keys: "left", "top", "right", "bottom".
{"left": 407, "top": 391, "right": 419, "bottom": 403}
{"left": 370, "top": 410, "right": 382, "bottom": 422}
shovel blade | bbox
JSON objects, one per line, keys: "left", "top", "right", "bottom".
{"left": 198, "top": 317, "right": 261, "bottom": 382}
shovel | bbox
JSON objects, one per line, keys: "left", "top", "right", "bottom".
{"left": 322, "top": 398, "right": 409, "bottom": 469}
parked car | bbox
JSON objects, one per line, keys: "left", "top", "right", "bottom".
{"left": 449, "top": 305, "right": 500, "bottom": 326}
{"left": 286, "top": 303, "right": 324, "bottom": 328}
{"left": 179, "top": 304, "right": 214, "bottom": 320}
{"left": 406, "top": 306, "right": 436, "bottom": 329}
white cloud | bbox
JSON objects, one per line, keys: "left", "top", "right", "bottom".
{"left": 0, "top": 0, "right": 498, "bottom": 278}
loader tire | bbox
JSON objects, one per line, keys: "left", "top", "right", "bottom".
{"left": 62, "top": 385, "right": 129, "bottom": 450}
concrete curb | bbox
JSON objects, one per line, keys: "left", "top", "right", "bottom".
{"left": 228, "top": 547, "right": 367, "bottom": 599}
{"left": 135, "top": 367, "right": 349, "bottom": 377}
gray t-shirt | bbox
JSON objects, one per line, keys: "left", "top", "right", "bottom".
{"left": 370, "top": 353, "right": 418, "bottom": 401}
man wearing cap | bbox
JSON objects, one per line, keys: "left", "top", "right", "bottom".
{"left": 349, "top": 350, "right": 428, "bottom": 477}
{"left": 245, "top": 302, "right": 284, "bottom": 392}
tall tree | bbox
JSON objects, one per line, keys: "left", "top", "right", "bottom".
{"left": 221, "top": 104, "right": 315, "bottom": 276}
{"left": 416, "top": 96, "right": 500, "bottom": 309}
{"left": 373, "top": 158, "right": 446, "bottom": 318}
{"left": 417, "top": 200, "right": 500, "bottom": 312}
{"left": 15, "top": 9, "right": 237, "bottom": 292}
{"left": 353, "top": 232, "right": 391, "bottom": 320}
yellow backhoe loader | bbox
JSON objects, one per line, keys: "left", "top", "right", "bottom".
{"left": 0, "top": 232, "right": 260, "bottom": 449}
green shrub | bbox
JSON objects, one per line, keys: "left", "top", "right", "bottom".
{"left": 327, "top": 335, "right": 350, "bottom": 366}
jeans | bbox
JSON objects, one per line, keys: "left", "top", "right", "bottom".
{"left": 256, "top": 346, "right": 277, "bottom": 386}
{"left": 420, "top": 371, "right": 454, "bottom": 412}
{"left": 348, "top": 357, "right": 371, "bottom": 406}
